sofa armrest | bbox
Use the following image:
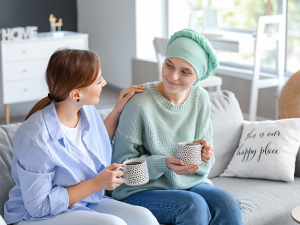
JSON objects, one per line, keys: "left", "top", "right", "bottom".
{"left": 0, "top": 123, "right": 21, "bottom": 218}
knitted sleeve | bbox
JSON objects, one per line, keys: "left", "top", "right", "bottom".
{"left": 112, "top": 95, "right": 171, "bottom": 180}
{"left": 195, "top": 90, "right": 215, "bottom": 175}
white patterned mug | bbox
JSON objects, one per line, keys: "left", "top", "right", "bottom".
{"left": 116, "top": 159, "right": 149, "bottom": 186}
{"left": 177, "top": 142, "right": 203, "bottom": 165}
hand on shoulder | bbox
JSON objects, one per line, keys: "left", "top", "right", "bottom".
{"left": 114, "top": 85, "right": 145, "bottom": 114}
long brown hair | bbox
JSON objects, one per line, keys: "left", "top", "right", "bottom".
{"left": 25, "top": 49, "right": 100, "bottom": 120}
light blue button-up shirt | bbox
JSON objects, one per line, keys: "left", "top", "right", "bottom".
{"left": 4, "top": 102, "right": 112, "bottom": 224}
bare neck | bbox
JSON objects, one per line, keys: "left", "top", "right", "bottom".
{"left": 54, "top": 98, "right": 82, "bottom": 128}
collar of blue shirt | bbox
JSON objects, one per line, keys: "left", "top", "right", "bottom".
{"left": 43, "top": 102, "right": 91, "bottom": 143}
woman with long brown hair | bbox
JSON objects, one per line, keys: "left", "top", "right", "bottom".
{"left": 4, "top": 49, "right": 159, "bottom": 225}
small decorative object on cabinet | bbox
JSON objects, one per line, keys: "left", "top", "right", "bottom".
{"left": 0, "top": 31, "right": 88, "bottom": 124}
{"left": 48, "top": 14, "right": 64, "bottom": 37}
{"left": 0, "top": 26, "right": 38, "bottom": 41}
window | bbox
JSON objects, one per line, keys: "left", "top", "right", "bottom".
{"left": 286, "top": 0, "right": 300, "bottom": 73}
{"left": 168, "top": 0, "right": 299, "bottom": 73}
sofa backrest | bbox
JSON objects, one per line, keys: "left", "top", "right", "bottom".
{"left": 0, "top": 123, "right": 21, "bottom": 218}
{"left": 207, "top": 90, "right": 244, "bottom": 178}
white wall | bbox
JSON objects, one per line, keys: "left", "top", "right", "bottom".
{"left": 77, "top": 0, "right": 136, "bottom": 89}
{"left": 135, "top": 0, "right": 168, "bottom": 60}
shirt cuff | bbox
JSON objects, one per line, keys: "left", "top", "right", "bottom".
{"left": 155, "top": 156, "right": 171, "bottom": 173}
{"left": 49, "top": 186, "right": 69, "bottom": 216}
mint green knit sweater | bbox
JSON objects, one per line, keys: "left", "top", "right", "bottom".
{"left": 112, "top": 82, "right": 215, "bottom": 200}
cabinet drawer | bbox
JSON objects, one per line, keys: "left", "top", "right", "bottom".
{"left": 2, "top": 59, "right": 48, "bottom": 82}
{"left": 2, "top": 38, "right": 86, "bottom": 62}
{"left": 3, "top": 78, "right": 48, "bottom": 104}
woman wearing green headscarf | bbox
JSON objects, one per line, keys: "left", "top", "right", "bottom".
{"left": 112, "top": 29, "right": 243, "bottom": 225}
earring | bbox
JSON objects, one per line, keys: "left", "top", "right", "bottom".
{"left": 77, "top": 98, "right": 80, "bottom": 102}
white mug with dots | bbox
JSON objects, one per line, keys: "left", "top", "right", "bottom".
{"left": 177, "top": 142, "right": 203, "bottom": 165}
{"left": 116, "top": 159, "right": 149, "bottom": 186}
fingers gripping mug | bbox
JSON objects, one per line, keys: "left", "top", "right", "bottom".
{"left": 177, "top": 142, "right": 203, "bottom": 165}
{"left": 117, "top": 159, "right": 149, "bottom": 186}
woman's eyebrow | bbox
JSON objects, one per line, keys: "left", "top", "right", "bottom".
{"left": 167, "top": 60, "right": 175, "bottom": 65}
{"left": 98, "top": 76, "right": 102, "bottom": 81}
{"left": 182, "top": 68, "right": 192, "bottom": 73}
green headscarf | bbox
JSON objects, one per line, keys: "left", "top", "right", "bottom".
{"left": 166, "top": 29, "right": 219, "bottom": 85}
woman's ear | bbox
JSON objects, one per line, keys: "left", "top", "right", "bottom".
{"left": 69, "top": 89, "right": 80, "bottom": 101}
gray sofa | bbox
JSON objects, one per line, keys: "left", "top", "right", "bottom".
{"left": 1, "top": 90, "right": 300, "bottom": 225}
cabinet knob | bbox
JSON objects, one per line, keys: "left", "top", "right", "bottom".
{"left": 24, "top": 88, "right": 28, "bottom": 92}
{"left": 21, "top": 50, "right": 26, "bottom": 54}
{"left": 23, "top": 69, "right": 27, "bottom": 73}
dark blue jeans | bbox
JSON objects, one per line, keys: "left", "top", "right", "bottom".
{"left": 122, "top": 183, "right": 243, "bottom": 225}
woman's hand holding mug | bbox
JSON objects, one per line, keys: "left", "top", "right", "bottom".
{"left": 95, "top": 163, "right": 124, "bottom": 190}
{"left": 166, "top": 156, "right": 199, "bottom": 175}
{"left": 194, "top": 139, "right": 215, "bottom": 163}
{"left": 115, "top": 159, "right": 149, "bottom": 186}
{"left": 166, "top": 140, "right": 214, "bottom": 175}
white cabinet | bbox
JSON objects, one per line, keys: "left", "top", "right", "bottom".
{"left": 0, "top": 31, "right": 88, "bottom": 124}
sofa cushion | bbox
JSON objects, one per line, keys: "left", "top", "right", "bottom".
{"left": 220, "top": 119, "right": 300, "bottom": 182}
{"left": 211, "top": 177, "right": 300, "bottom": 225}
{"left": 208, "top": 90, "right": 244, "bottom": 178}
{"left": 0, "top": 123, "right": 21, "bottom": 218}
